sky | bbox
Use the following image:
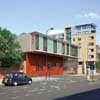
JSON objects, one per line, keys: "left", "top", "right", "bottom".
{"left": 0, "top": 0, "right": 100, "bottom": 44}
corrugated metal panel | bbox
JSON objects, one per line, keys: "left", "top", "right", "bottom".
{"left": 47, "top": 39, "right": 53, "bottom": 53}
{"left": 65, "top": 44, "right": 67, "bottom": 55}
{"left": 39, "top": 36, "right": 43, "bottom": 50}
{"left": 57, "top": 42, "right": 62, "bottom": 54}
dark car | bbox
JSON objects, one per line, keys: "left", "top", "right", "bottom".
{"left": 2, "top": 71, "right": 32, "bottom": 86}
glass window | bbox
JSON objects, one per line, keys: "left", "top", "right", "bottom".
{"left": 91, "top": 49, "right": 94, "bottom": 52}
{"left": 67, "top": 44, "right": 69, "bottom": 55}
{"left": 89, "top": 55, "right": 94, "bottom": 59}
{"left": 73, "top": 38, "right": 75, "bottom": 41}
{"left": 56, "top": 63, "right": 62, "bottom": 69}
{"left": 47, "top": 62, "right": 52, "bottom": 69}
{"left": 62, "top": 43, "right": 65, "bottom": 54}
{"left": 89, "top": 42, "right": 94, "bottom": 46}
{"left": 88, "top": 36, "right": 94, "bottom": 40}
{"left": 78, "top": 37, "right": 81, "bottom": 41}
{"left": 91, "top": 36, "right": 94, "bottom": 39}
{"left": 35, "top": 34, "right": 39, "bottom": 50}
{"left": 91, "top": 55, "right": 94, "bottom": 58}
{"left": 36, "top": 63, "right": 43, "bottom": 71}
{"left": 53, "top": 40, "right": 57, "bottom": 53}
{"left": 91, "top": 30, "right": 96, "bottom": 33}
{"left": 43, "top": 37, "right": 47, "bottom": 51}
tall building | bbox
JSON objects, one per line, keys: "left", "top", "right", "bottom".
{"left": 96, "top": 45, "right": 100, "bottom": 63}
{"left": 71, "top": 24, "right": 96, "bottom": 74}
{"left": 17, "top": 32, "right": 78, "bottom": 76}
{"left": 49, "top": 23, "right": 96, "bottom": 74}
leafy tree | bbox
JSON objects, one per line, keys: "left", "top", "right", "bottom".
{"left": 96, "top": 54, "right": 100, "bottom": 70}
{"left": 0, "top": 27, "right": 24, "bottom": 67}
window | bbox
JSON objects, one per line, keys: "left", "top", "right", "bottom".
{"left": 67, "top": 44, "right": 69, "bottom": 55}
{"left": 35, "top": 35, "right": 39, "bottom": 50}
{"left": 88, "top": 36, "right": 94, "bottom": 40}
{"left": 91, "top": 49, "right": 94, "bottom": 52}
{"left": 89, "top": 55, "right": 94, "bottom": 59}
{"left": 43, "top": 37, "right": 47, "bottom": 51}
{"left": 91, "top": 30, "right": 96, "bottom": 33}
{"left": 82, "top": 26, "right": 86, "bottom": 29}
{"left": 56, "top": 63, "right": 62, "bottom": 69}
{"left": 91, "top": 55, "right": 94, "bottom": 58}
{"left": 36, "top": 63, "right": 43, "bottom": 71}
{"left": 89, "top": 42, "right": 94, "bottom": 46}
{"left": 53, "top": 40, "right": 57, "bottom": 53}
{"left": 88, "top": 49, "right": 94, "bottom": 54}
{"left": 47, "top": 62, "right": 52, "bottom": 69}
{"left": 73, "top": 38, "right": 75, "bottom": 41}
{"left": 78, "top": 37, "right": 81, "bottom": 41}
{"left": 78, "top": 43, "right": 81, "bottom": 46}
{"left": 91, "top": 36, "right": 94, "bottom": 39}
{"left": 62, "top": 43, "right": 65, "bottom": 54}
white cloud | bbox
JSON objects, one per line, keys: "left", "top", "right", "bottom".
{"left": 77, "top": 12, "right": 100, "bottom": 20}
{"left": 48, "top": 29, "right": 64, "bottom": 35}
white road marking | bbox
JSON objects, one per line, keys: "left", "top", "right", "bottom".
{"left": 37, "top": 92, "right": 43, "bottom": 94}
{"left": 0, "top": 92, "right": 6, "bottom": 95}
{"left": 28, "top": 89, "right": 38, "bottom": 93}
{"left": 39, "top": 88, "right": 46, "bottom": 91}
{"left": 25, "top": 94, "right": 30, "bottom": 96}
{"left": 69, "top": 80, "right": 76, "bottom": 83}
{"left": 11, "top": 96, "right": 19, "bottom": 99}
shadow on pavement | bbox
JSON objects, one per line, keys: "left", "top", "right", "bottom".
{"left": 54, "top": 88, "right": 100, "bottom": 100}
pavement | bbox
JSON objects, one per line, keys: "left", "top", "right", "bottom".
{"left": 0, "top": 74, "right": 100, "bottom": 100}
{"left": 0, "top": 73, "right": 100, "bottom": 85}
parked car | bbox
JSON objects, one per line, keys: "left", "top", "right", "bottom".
{"left": 2, "top": 71, "right": 32, "bottom": 86}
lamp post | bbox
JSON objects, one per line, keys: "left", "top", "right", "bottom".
{"left": 45, "top": 27, "right": 54, "bottom": 80}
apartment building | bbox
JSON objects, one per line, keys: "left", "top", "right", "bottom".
{"left": 96, "top": 45, "right": 100, "bottom": 62}
{"left": 17, "top": 32, "right": 78, "bottom": 76}
{"left": 49, "top": 23, "right": 96, "bottom": 74}
{"left": 71, "top": 24, "right": 96, "bottom": 74}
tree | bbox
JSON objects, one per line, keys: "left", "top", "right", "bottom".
{"left": 0, "top": 27, "right": 24, "bottom": 67}
{"left": 96, "top": 54, "right": 100, "bottom": 70}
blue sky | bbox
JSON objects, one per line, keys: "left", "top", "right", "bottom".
{"left": 0, "top": 0, "right": 100, "bottom": 44}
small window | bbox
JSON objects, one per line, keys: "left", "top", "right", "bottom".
{"left": 88, "top": 55, "right": 94, "bottom": 59}
{"left": 62, "top": 43, "right": 65, "bottom": 54}
{"left": 35, "top": 34, "right": 39, "bottom": 50}
{"left": 53, "top": 40, "right": 57, "bottom": 53}
{"left": 91, "top": 30, "right": 96, "bottom": 33}
{"left": 91, "top": 49, "right": 94, "bottom": 52}
{"left": 36, "top": 63, "right": 43, "bottom": 71}
{"left": 78, "top": 43, "right": 81, "bottom": 46}
{"left": 56, "top": 63, "right": 61, "bottom": 69}
{"left": 89, "top": 42, "right": 94, "bottom": 46}
{"left": 43, "top": 37, "right": 47, "bottom": 51}
{"left": 88, "top": 36, "right": 94, "bottom": 40}
{"left": 78, "top": 37, "right": 81, "bottom": 41}
{"left": 47, "top": 62, "right": 52, "bottom": 69}
{"left": 91, "top": 55, "right": 94, "bottom": 58}
{"left": 73, "top": 38, "right": 75, "bottom": 41}
{"left": 91, "top": 36, "right": 94, "bottom": 39}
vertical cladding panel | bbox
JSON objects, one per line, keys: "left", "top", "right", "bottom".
{"left": 47, "top": 39, "right": 53, "bottom": 53}
{"left": 17, "top": 34, "right": 32, "bottom": 52}
{"left": 65, "top": 44, "right": 67, "bottom": 56}
{"left": 39, "top": 36, "right": 43, "bottom": 50}
{"left": 57, "top": 42, "right": 62, "bottom": 54}
{"left": 31, "top": 34, "right": 35, "bottom": 51}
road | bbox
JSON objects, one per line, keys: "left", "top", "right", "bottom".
{"left": 0, "top": 75, "right": 100, "bottom": 100}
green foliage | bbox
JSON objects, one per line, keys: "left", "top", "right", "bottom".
{"left": 96, "top": 54, "right": 100, "bottom": 70}
{"left": 25, "top": 74, "right": 37, "bottom": 77}
{"left": 0, "top": 27, "right": 24, "bottom": 67}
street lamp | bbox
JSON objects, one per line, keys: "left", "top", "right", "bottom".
{"left": 45, "top": 27, "right": 54, "bottom": 80}
{"left": 46, "top": 28, "right": 54, "bottom": 35}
